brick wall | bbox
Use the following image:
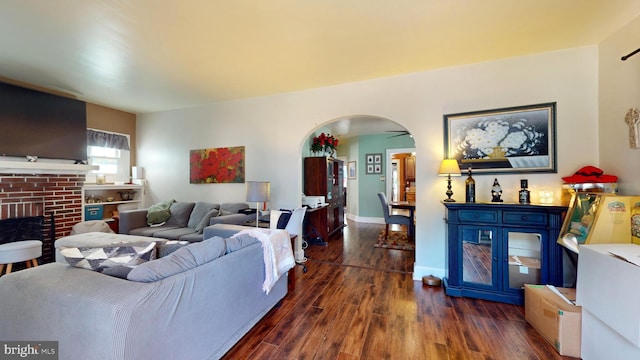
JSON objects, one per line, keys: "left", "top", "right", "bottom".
{"left": 0, "top": 173, "right": 85, "bottom": 263}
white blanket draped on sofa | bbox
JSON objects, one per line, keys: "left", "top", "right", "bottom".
{"left": 232, "top": 228, "right": 295, "bottom": 293}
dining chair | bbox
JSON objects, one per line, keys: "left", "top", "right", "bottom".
{"left": 377, "top": 192, "right": 412, "bottom": 240}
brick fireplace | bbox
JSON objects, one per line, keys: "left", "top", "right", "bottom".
{"left": 0, "top": 168, "right": 88, "bottom": 263}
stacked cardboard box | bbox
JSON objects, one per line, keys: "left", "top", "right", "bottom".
{"left": 524, "top": 284, "right": 581, "bottom": 358}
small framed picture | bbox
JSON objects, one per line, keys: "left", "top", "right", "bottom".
{"left": 365, "top": 153, "right": 383, "bottom": 174}
{"left": 367, "top": 154, "right": 375, "bottom": 164}
{"left": 348, "top": 161, "right": 357, "bottom": 179}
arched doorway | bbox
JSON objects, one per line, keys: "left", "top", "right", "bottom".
{"left": 302, "top": 114, "right": 415, "bottom": 235}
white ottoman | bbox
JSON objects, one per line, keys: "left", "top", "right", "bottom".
{"left": 0, "top": 240, "right": 42, "bottom": 275}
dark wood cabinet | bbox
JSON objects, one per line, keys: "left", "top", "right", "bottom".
{"left": 443, "top": 203, "right": 566, "bottom": 305}
{"left": 304, "top": 157, "right": 345, "bottom": 242}
{"left": 405, "top": 156, "right": 416, "bottom": 181}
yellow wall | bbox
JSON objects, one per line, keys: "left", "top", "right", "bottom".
{"left": 86, "top": 103, "right": 136, "bottom": 165}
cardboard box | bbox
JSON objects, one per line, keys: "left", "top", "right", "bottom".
{"left": 524, "top": 284, "right": 581, "bottom": 358}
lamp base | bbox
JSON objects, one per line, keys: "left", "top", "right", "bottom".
{"left": 444, "top": 176, "right": 456, "bottom": 202}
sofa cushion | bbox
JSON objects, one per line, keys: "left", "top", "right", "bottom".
{"left": 178, "top": 233, "right": 205, "bottom": 243}
{"left": 187, "top": 202, "right": 219, "bottom": 229}
{"left": 165, "top": 202, "right": 196, "bottom": 227}
{"left": 60, "top": 242, "right": 156, "bottom": 272}
{"left": 147, "top": 199, "right": 176, "bottom": 225}
{"left": 129, "top": 225, "right": 180, "bottom": 237}
{"left": 127, "top": 236, "right": 226, "bottom": 282}
{"left": 153, "top": 227, "right": 198, "bottom": 240}
{"left": 225, "top": 233, "right": 260, "bottom": 254}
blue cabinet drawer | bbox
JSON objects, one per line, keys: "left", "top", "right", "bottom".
{"left": 458, "top": 210, "right": 498, "bottom": 223}
{"left": 503, "top": 211, "right": 546, "bottom": 225}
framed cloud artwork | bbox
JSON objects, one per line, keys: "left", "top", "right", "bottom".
{"left": 444, "top": 102, "right": 556, "bottom": 174}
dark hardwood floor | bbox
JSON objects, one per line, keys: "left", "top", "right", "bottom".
{"left": 222, "top": 219, "right": 574, "bottom": 360}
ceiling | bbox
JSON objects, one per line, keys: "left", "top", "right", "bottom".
{"left": 1, "top": 0, "right": 640, "bottom": 121}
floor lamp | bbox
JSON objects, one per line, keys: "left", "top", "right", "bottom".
{"left": 438, "top": 159, "right": 461, "bottom": 202}
{"left": 246, "top": 181, "right": 270, "bottom": 227}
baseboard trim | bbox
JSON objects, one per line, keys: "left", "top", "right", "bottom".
{"left": 345, "top": 213, "right": 385, "bottom": 224}
{"left": 413, "top": 264, "right": 445, "bottom": 281}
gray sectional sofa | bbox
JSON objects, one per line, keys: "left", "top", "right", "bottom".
{"left": 0, "top": 231, "right": 290, "bottom": 360}
{"left": 119, "top": 201, "right": 252, "bottom": 242}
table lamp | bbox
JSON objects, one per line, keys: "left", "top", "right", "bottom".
{"left": 246, "top": 181, "right": 270, "bottom": 227}
{"left": 438, "top": 159, "right": 461, "bottom": 202}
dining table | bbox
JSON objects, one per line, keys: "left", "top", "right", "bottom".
{"left": 389, "top": 200, "right": 416, "bottom": 239}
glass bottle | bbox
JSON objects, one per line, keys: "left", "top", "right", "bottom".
{"left": 465, "top": 167, "right": 476, "bottom": 203}
{"left": 519, "top": 179, "right": 531, "bottom": 204}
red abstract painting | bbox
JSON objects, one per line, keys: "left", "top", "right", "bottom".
{"left": 190, "top": 146, "right": 245, "bottom": 184}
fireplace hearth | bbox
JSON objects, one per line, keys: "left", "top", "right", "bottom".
{"left": 0, "top": 215, "right": 54, "bottom": 266}
{"left": 0, "top": 172, "right": 86, "bottom": 264}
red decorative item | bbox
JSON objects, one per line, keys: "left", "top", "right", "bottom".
{"left": 561, "top": 166, "right": 618, "bottom": 183}
{"left": 310, "top": 132, "right": 338, "bottom": 155}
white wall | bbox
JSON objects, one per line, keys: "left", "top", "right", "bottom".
{"left": 599, "top": 16, "right": 640, "bottom": 195}
{"left": 137, "top": 46, "right": 599, "bottom": 279}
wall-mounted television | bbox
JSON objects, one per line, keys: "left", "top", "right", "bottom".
{"left": 0, "top": 82, "right": 87, "bottom": 161}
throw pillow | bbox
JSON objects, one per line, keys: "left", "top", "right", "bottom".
{"left": 195, "top": 208, "right": 220, "bottom": 233}
{"left": 165, "top": 202, "right": 196, "bottom": 227}
{"left": 147, "top": 199, "right": 176, "bottom": 225}
{"left": 101, "top": 265, "right": 134, "bottom": 279}
{"left": 187, "top": 202, "right": 219, "bottom": 229}
{"left": 60, "top": 242, "right": 157, "bottom": 273}
{"left": 127, "top": 236, "right": 226, "bottom": 282}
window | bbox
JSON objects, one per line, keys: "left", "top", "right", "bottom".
{"left": 86, "top": 130, "right": 131, "bottom": 183}
{"left": 89, "top": 146, "right": 122, "bottom": 174}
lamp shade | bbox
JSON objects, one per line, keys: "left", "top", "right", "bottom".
{"left": 438, "top": 159, "right": 461, "bottom": 176}
{"left": 246, "top": 181, "right": 270, "bottom": 202}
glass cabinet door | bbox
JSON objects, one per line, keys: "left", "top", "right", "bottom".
{"left": 460, "top": 226, "right": 496, "bottom": 287}
{"left": 326, "top": 161, "right": 333, "bottom": 200}
{"left": 504, "top": 230, "right": 542, "bottom": 291}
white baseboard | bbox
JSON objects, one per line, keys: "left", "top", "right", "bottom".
{"left": 413, "top": 264, "right": 446, "bottom": 281}
{"left": 345, "top": 213, "right": 446, "bottom": 281}
{"left": 345, "top": 213, "right": 385, "bottom": 224}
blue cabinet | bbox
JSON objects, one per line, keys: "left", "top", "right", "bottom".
{"left": 443, "top": 203, "right": 567, "bottom": 305}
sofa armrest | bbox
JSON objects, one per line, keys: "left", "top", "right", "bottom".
{"left": 203, "top": 223, "right": 254, "bottom": 239}
{"left": 119, "top": 208, "right": 149, "bottom": 234}
{"left": 209, "top": 213, "right": 251, "bottom": 226}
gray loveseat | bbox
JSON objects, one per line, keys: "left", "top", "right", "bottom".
{"left": 0, "top": 231, "right": 289, "bottom": 360}
{"left": 119, "top": 201, "right": 252, "bottom": 242}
